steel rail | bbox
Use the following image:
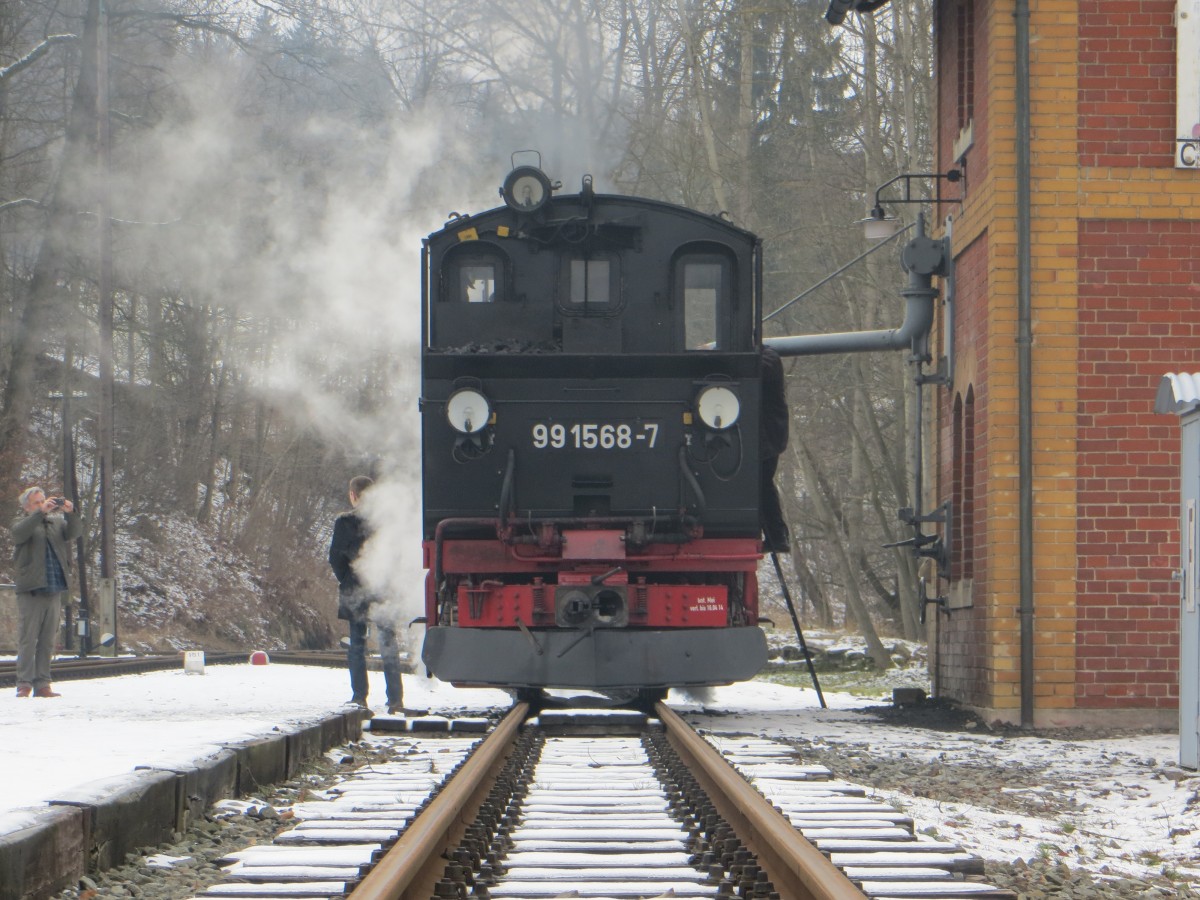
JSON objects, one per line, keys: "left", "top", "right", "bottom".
{"left": 656, "top": 700, "right": 866, "bottom": 900}
{"left": 349, "top": 702, "right": 529, "bottom": 900}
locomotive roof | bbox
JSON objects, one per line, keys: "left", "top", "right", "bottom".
{"left": 427, "top": 189, "right": 759, "bottom": 244}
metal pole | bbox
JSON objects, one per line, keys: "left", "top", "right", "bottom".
{"left": 59, "top": 373, "right": 74, "bottom": 653}
{"left": 95, "top": 0, "right": 117, "bottom": 650}
{"left": 1015, "top": 0, "right": 1035, "bottom": 729}
{"left": 51, "top": 380, "right": 91, "bottom": 656}
{"left": 62, "top": 355, "right": 92, "bottom": 655}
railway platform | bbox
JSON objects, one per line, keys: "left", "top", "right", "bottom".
{"left": 0, "top": 662, "right": 503, "bottom": 900}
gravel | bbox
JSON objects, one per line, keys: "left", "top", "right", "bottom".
{"left": 51, "top": 741, "right": 391, "bottom": 900}
{"left": 768, "top": 698, "right": 1200, "bottom": 899}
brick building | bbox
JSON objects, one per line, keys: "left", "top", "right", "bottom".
{"left": 930, "top": 0, "right": 1200, "bottom": 726}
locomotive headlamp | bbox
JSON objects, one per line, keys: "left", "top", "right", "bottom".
{"left": 696, "top": 385, "right": 740, "bottom": 430}
{"left": 501, "top": 166, "right": 552, "bottom": 213}
{"left": 446, "top": 388, "right": 492, "bottom": 434}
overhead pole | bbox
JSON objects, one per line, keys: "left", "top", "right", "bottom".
{"left": 95, "top": 0, "right": 117, "bottom": 649}
{"left": 59, "top": 351, "right": 92, "bottom": 656}
{"left": 1015, "top": 0, "right": 1035, "bottom": 729}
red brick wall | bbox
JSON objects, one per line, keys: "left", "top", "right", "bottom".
{"left": 936, "top": 232, "right": 991, "bottom": 705}
{"left": 1078, "top": 1, "right": 1177, "bottom": 168}
{"left": 931, "top": 0, "right": 988, "bottom": 710}
{"left": 1076, "top": 219, "right": 1200, "bottom": 708}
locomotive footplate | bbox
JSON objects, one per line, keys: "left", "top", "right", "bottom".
{"left": 420, "top": 625, "right": 768, "bottom": 689}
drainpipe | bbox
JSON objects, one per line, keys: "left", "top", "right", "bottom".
{"left": 1015, "top": 0, "right": 1035, "bottom": 728}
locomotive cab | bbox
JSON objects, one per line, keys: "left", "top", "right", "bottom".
{"left": 419, "top": 165, "right": 770, "bottom": 692}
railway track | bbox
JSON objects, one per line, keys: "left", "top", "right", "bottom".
{"left": 0, "top": 650, "right": 348, "bottom": 687}
{"left": 198, "top": 703, "right": 1016, "bottom": 900}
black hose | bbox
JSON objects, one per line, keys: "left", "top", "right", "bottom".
{"left": 498, "top": 449, "right": 515, "bottom": 527}
{"left": 678, "top": 446, "right": 707, "bottom": 517}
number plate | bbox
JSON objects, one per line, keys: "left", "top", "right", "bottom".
{"left": 530, "top": 421, "right": 661, "bottom": 451}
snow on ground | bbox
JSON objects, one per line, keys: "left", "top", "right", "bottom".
{"left": 0, "top": 663, "right": 507, "bottom": 826}
{"left": 1, "top": 664, "right": 1197, "bottom": 886}
{"left": 674, "top": 684, "right": 1200, "bottom": 884}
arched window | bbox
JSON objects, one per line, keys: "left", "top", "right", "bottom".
{"left": 952, "top": 393, "right": 964, "bottom": 580}
{"left": 673, "top": 247, "right": 735, "bottom": 351}
{"left": 952, "top": 387, "right": 976, "bottom": 582}
{"left": 443, "top": 245, "right": 507, "bottom": 303}
{"left": 961, "top": 386, "right": 976, "bottom": 580}
{"left": 430, "top": 243, "right": 553, "bottom": 349}
{"left": 956, "top": 0, "right": 976, "bottom": 132}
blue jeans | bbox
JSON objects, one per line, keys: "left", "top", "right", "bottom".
{"left": 347, "top": 619, "right": 403, "bottom": 707}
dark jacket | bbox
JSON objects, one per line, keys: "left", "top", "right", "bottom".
{"left": 760, "top": 347, "right": 789, "bottom": 459}
{"left": 329, "top": 510, "right": 374, "bottom": 621}
{"left": 11, "top": 508, "right": 82, "bottom": 594}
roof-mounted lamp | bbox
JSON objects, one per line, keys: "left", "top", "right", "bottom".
{"left": 500, "top": 150, "right": 560, "bottom": 215}
{"left": 501, "top": 166, "right": 552, "bottom": 213}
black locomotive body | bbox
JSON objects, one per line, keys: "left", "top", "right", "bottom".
{"left": 419, "top": 167, "right": 770, "bottom": 693}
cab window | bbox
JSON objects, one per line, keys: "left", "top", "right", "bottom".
{"left": 570, "top": 259, "right": 611, "bottom": 304}
{"left": 443, "top": 246, "right": 506, "bottom": 303}
{"left": 461, "top": 264, "right": 497, "bottom": 303}
{"left": 560, "top": 256, "right": 619, "bottom": 311}
{"left": 677, "top": 255, "right": 730, "bottom": 350}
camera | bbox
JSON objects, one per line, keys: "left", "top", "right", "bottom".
{"left": 50, "top": 497, "right": 65, "bottom": 509}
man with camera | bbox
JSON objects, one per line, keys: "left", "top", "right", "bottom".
{"left": 11, "top": 486, "right": 81, "bottom": 698}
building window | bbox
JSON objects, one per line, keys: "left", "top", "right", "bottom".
{"left": 952, "top": 386, "right": 976, "bottom": 581}
{"left": 956, "top": 0, "right": 975, "bottom": 133}
{"left": 951, "top": 394, "right": 963, "bottom": 579}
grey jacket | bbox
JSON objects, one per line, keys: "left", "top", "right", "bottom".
{"left": 11, "top": 508, "right": 83, "bottom": 594}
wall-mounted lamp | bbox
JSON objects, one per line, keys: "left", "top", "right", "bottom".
{"left": 824, "top": 0, "right": 893, "bottom": 26}
{"left": 861, "top": 207, "right": 902, "bottom": 240}
{"left": 862, "top": 169, "right": 963, "bottom": 240}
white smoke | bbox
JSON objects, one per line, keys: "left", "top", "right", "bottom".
{"left": 100, "top": 14, "right": 628, "bottom": 646}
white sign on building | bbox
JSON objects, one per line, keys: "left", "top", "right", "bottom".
{"left": 1178, "top": 1, "right": 1200, "bottom": 167}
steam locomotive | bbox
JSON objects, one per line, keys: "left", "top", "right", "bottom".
{"left": 419, "top": 163, "right": 773, "bottom": 699}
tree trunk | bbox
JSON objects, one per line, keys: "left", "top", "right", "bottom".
{"left": 0, "top": 0, "right": 102, "bottom": 503}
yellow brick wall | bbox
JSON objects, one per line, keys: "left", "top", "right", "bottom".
{"left": 940, "top": 1, "right": 1200, "bottom": 722}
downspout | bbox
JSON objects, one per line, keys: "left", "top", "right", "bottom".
{"left": 1015, "top": 0, "right": 1035, "bottom": 728}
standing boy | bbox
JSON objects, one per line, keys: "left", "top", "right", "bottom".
{"left": 328, "top": 476, "right": 405, "bottom": 714}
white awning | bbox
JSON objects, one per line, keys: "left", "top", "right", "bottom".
{"left": 1156, "top": 373, "right": 1200, "bottom": 416}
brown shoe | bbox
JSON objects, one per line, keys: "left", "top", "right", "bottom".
{"left": 15, "top": 683, "right": 32, "bottom": 698}
{"left": 34, "top": 686, "right": 61, "bottom": 698}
